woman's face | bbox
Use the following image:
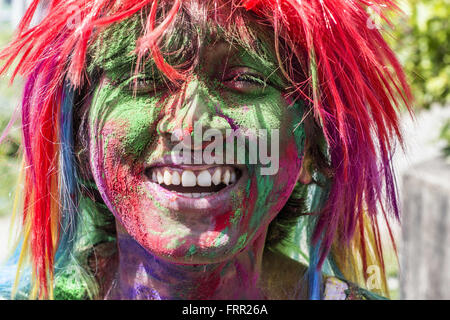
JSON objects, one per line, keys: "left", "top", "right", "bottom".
{"left": 87, "top": 21, "right": 306, "bottom": 264}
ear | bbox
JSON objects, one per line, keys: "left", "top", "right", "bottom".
{"left": 298, "top": 149, "right": 313, "bottom": 185}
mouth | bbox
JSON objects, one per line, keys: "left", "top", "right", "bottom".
{"left": 145, "top": 165, "right": 243, "bottom": 198}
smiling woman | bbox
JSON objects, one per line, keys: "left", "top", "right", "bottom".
{"left": 0, "top": 0, "right": 411, "bottom": 300}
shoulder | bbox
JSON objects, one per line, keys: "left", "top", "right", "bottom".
{"left": 323, "top": 276, "right": 388, "bottom": 300}
{"left": 260, "top": 249, "right": 309, "bottom": 299}
{"left": 260, "top": 249, "right": 388, "bottom": 300}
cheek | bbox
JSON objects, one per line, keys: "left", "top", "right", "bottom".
{"left": 271, "top": 125, "right": 305, "bottom": 205}
{"left": 95, "top": 129, "right": 168, "bottom": 247}
{"left": 218, "top": 101, "right": 305, "bottom": 238}
{"left": 243, "top": 134, "right": 303, "bottom": 237}
{"left": 275, "top": 137, "right": 304, "bottom": 198}
{"left": 91, "top": 120, "right": 148, "bottom": 215}
{"left": 101, "top": 128, "right": 142, "bottom": 203}
{"left": 99, "top": 120, "right": 145, "bottom": 171}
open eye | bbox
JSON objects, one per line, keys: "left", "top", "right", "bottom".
{"left": 222, "top": 68, "right": 270, "bottom": 94}
{"left": 135, "top": 77, "right": 154, "bottom": 88}
{"left": 129, "top": 76, "right": 165, "bottom": 95}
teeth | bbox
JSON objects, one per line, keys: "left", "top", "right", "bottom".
{"left": 182, "top": 170, "right": 196, "bottom": 187}
{"left": 197, "top": 170, "right": 211, "bottom": 187}
{"left": 157, "top": 171, "right": 164, "bottom": 184}
{"left": 172, "top": 171, "right": 181, "bottom": 185}
{"left": 163, "top": 170, "right": 172, "bottom": 185}
{"left": 174, "top": 192, "right": 214, "bottom": 198}
{"left": 230, "top": 171, "right": 236, "bottom": 184}
{"left": 151, "top": 167, "right": 238, "bottom": 188}
{"left": 212, "top": 168, "right": 221, "bottom": 185}
{"left": 182, "top": 193, "right": 205, "bottom": 198}
{"left": 223, "top": 169, "right": 231, "bottom": 185}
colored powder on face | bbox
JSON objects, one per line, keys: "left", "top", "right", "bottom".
{"left": 102, "top": 130, "right": 112, "bottom": 158}
{"left": 96, "top": 80, "right": 164, "bottom": 153}
{"left": 134, "top": 213, "right": 191, "bottom": 239}
{"left": 88, "top": 15, "right": 142, "bottom": 74}
{"left": 123, "top": 112, "right": 155, "bottom": 156}
{"left": 246, "top": 179, "right": 252, "bottom": 195}
{"left": 215, "top": 85, "right": 285, "bottom": 132}
{"left": 229, "top": 208, "right": 242, "bottom": 226}
{"left": 166, "top": 238, "right": 186, "bottom": 250}
{"left": 89, "top": 11, "right": 288, "bottom": 136}
{"left": 180, "top": 76, "right": 227, "bottom": 119}
{"left": 141, "top": 188, "right": 171, "bottom": 216}
{"left": 213, "top": 227, "right": 229, "bottom": 248}
{"left": 249, "top": 175, "right": 275, "bottom": 229}
{"left": 220, "top": 261, "right": 233, "bottom": 277}
{"left": 186, "top": 244, "right": 197, "bottom": 257}
{"left": 232, "top": 233, "right": 248, "bottom": 254}
{"left": 291, "top": 102, "right": 306, "bottom": 156}
{"left": 210, "top": 44, "right": 288, "bottom": 131}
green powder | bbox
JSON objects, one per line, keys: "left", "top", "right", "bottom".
{"left": 232, "top": 233, "right": 248, "bottom": 254}
{"left": 229, "top": 208, "right": 242, "bottom": 226}
{"left": 249, "top": 175, "right": 274, "bottom": 229}
{"left": 214, "top": 227, "right": 229, "bottom": 248}
{"left": 166, "top": 238, "right": 186, "bottom": 250}
{"left": 186, "top": 244, "right": 197, "bottom": 257}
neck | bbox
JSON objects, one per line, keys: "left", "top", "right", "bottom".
{"left": 108, "top": 222, "right": 267, "bottom": 300}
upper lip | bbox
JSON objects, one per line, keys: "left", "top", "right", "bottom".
{"left": 145, "top": 154, "right": 247, "bottom": 171}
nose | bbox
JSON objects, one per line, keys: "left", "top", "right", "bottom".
{"left": 157, "top": 76, "right": 214, "bottom": 144}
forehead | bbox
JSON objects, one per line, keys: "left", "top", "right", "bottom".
{"left": 88, "top": 2, "right": 278, "bottom": 75}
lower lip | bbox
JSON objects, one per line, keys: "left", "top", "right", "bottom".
{"left": 143, "top": 169, "right": 248, "bottom": 216}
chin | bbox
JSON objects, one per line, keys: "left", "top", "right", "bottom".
{"left": 133, "top": 227, "right": 255, "bottom": 265}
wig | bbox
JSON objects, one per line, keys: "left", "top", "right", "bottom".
{"left": 0, "top": 0, "right": 412, "bottom": 300}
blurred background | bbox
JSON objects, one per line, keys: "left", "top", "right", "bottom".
{"left": 0, "top": 0, "right": 449, "bottom": 299}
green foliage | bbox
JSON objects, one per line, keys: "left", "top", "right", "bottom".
{"left": 0, "top": 27, "right": 22, "bottom": 217}
{"left": 388, "top": 0, "right": 450, "bottom": 109}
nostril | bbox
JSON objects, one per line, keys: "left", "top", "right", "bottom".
{"left": 156, "top": 115, "right": 171, "bottom": 135}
